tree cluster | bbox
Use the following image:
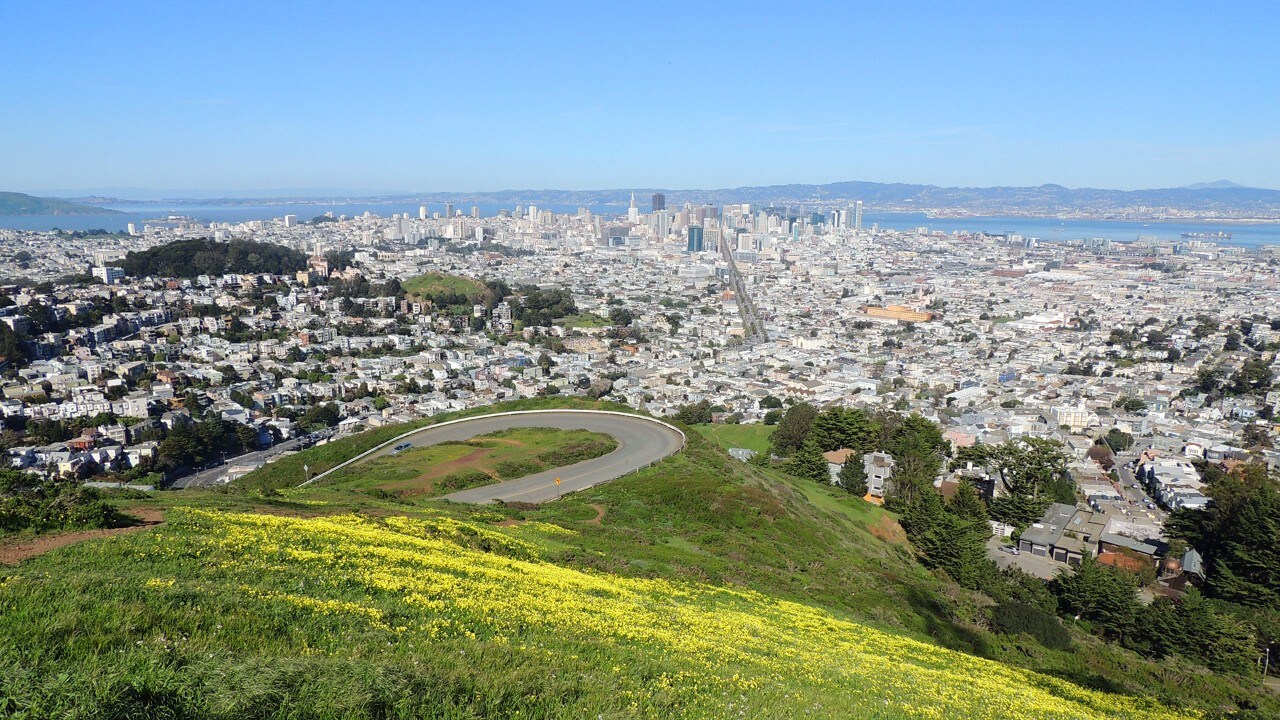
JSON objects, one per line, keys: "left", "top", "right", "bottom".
{"left": 121, "top": 238, "right": 308, "bottom": 278}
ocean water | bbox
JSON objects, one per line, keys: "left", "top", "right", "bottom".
{"left": 2, "top": 204, "right": 1279, "bottom": 248}
{"left": 865, "top": 212, "right": 1280, "bottom": 247}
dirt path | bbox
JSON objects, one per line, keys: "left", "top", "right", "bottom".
{"left": 0, "top": 507, "right": 165, "bottom": 566}
{"left": 585, "top": 503, "right": 607, "bottom": 526}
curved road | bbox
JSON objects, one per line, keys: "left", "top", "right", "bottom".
{"left": 307, "top": 410, "right": 685, "bottom": 504}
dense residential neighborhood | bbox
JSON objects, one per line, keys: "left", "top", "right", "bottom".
{"left": 1, "top": 204, "right": 1275, "bottom": 494}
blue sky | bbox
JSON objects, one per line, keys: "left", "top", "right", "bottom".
{"left": 2, "top": 1, "right": 1278, "bottom": 194}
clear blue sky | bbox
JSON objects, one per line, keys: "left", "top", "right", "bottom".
{"left": 3, "top": 1, "right": 1278, "bottom": 194}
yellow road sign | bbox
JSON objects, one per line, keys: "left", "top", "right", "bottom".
{"left": 554, "top": 477, "right": 561, "bottom": 485}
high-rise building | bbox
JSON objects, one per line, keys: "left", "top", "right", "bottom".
{"left": 687, "top": 225, "right": 704, "bottom": 253}
{"left": 283, "top": 214, "right": 298, "bottom": 228}
{"left": 444, "top": 203, "right": 454, "bottom": 218}
{"left": 652, "top": 193, "right": 666, "bottom": 212}
{"left": 854, "top": 200, "right": 864, "bottom": 231}
{"left": 652, "top": 210, "right": 671, "bottom": 238}
{"left": 419, "top": 205, "right": 428, "bottom": 220}
{"left": 471, "top": 206, "right": 479, "bottom": 218}
{"left": 628, "top": 193, "right": 639, "bottom": 224}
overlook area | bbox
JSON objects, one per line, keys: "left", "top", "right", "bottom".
{"left": 2, "top": 398, "right": 1273, "bottom": 719}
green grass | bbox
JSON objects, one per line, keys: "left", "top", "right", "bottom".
{"left": 0, "top": 400, "right": 1273, "bottom": 718}
{"left": 313, "top": 427, "right": 616, "bottom": 498}
{"left": 557, "top": 312, "right": 610, "bottom": 328}
{"left": 402, "top": 271, "right": 485, "bottom": 300}
{"left": 692, "top": 422, "right": 774, "bottom": 454}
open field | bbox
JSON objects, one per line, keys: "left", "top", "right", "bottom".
{"left": 317, "top": 427, "right": 616, "bottom": 497}
{"left": 693, "top": 422, "right": 774, "bottom": 454}
{"left": 557, "top": 312, "right": 611, "bottom": 328}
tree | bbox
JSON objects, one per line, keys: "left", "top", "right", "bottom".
{"left": 608, "top": 307, "right": 634, "bottom": 327}
{"left": 787, "top": 441, "right": 830, "bottom": 483}
{"left": 986, "top": 438, "right": 1071, "bottom": 528}
{"left": 674, "top": 400, "right": 714, "bottom": 425}
{"left": 807, "top": 406, "right": 876, "bottom": 455}
{"left": 763, "top": 409, "right": 783, "bottom": 425}
{"left": 770, "top": 402, "right": 818, "bottom": 456}
{"left": 1166, "top": 463, "right": 1280, "bottom": 609}
{"left": 1241, "top": 423, "right": 1271, "bottom": 449}
{"left": 1049, "top": 554, "right": 1142, "bottom": 640}
{"left": 1130, "top": 589, "right": 1257, "bottom": 675}
{"left": 838, "top": 458, "right": 868, "bottom": 496}
{"left": 1086, "top": 442, "right": 1115, "bottom": 470}
{"left": 1103, "top": 428, "right": 1134, "bottom": 452}
{"left": 759, "top": 395, "right": 783, "bottom": 409}
{"left": 899, "top": 484, "right": 996, "bottom": 591}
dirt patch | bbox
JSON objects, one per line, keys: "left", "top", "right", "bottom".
{"left": 386, "top": 447, "right": 496, "bottom": 495}
{"left": 868, "top": 514, "right": 909, "bottom": 545}
{"left": 0, "top": 506, "right": 165, "bottom": 566}
{"left": 585, "top": 503, "right": 607, "bottom": 526}
{"left": 494, "top": 518, "right": 525, "bottom": 528}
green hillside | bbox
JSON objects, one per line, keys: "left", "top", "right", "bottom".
{"left": 403, "top": 271, "right": 486, "bottom": 300}
{"left": 0, "top": 399, "right": 1271, "bottom": 718}
{"left": 0, "top": 192, "right": 119, "bottom": 216}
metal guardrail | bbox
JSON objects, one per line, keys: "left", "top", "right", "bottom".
{"left": 296, "top": 409, "right": 686, "bottom": 488}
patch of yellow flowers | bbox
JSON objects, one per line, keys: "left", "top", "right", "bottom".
{"left": 151, "top": 508, "right": 1194, "bottom": 719}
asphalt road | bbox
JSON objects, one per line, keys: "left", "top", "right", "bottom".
{"left": 167, "top": 438, "right": 307, "bottom": 489}
{"left": 324, "top": 411, "right": 685, "bottom": 504}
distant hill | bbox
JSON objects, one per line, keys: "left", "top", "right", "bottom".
{"left": 1182, "top": 180, "right": 1253, "bottom": 190}
{"left": 0, "top": 192, "right": 120, "bottom": 216}
{"left": 93, "top": 179, "right": 1280, "bottom": 218}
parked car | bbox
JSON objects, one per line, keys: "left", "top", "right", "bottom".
{"left": 999, "top": 545, "right": 1020, "bottom": 556}
{"left": 392, "top": 442, "right": 413, "bottom": 454}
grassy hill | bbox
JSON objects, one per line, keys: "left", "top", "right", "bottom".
{"left": 0, "top": 192, "right": 120, "bottom": 216}
{"left": 403, "top": 271, "right": 486, "bottom": 300}
{"left": 0, "top": 399, "right": 1270, "bottom": 718}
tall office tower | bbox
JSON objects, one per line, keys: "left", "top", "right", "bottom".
{"left": 419, "top": 205, "right": 428, "bottom": 220}
{"left": 528, "top": 205, "right": 538, "bottom": 223}
{"left": 687, "top": 225, "right": 704, "bottom": 252}
{"left": 705, "top": 226, "right": 721, "bottom": 252}
{"left": 471, "top": 206, "right": 479, "bottom": 218}
{"left": 444, "top": 203, "right": 454, "bottom": 218}
{"left": 653, "top": 210, "right": 671, "bottom": 238}
{"left": 284, "top": 214, "right": 298, "bottom": 228}
{"left": 854, "top": 200, "right": 864, "bottom": 231}
{"left": 127, "top": 222, "right": 137, "bottom": 235}
{"left": 652, "top": 193, "right": 666, "bottom": 212}
{"left": 628, "top": 192, "right": 639, "bottom": 223}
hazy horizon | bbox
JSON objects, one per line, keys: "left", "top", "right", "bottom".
{"left": 20, "top": 177, "right": 1277, "bottom": 201}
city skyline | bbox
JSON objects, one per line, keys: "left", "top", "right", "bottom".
{"left": 3, "top": 2, "right": 1278, "bottom": 192}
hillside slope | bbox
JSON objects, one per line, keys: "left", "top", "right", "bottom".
{"left": 0, "top": 402, "right": 1261, "bottom": 718}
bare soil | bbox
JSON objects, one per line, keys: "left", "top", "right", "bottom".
{"left": 0, "top": 507, "right": 165, "bottom": 566}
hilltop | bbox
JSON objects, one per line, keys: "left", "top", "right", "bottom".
{"left": 0, "top": 191, "right": 120, "bottom": 216}
{"left": 0, "top": 399, "right": 1271, "bottom": 718}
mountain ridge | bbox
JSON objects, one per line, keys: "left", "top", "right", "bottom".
{"left": 0, "top": 192, "right": 121, "bottom": 216}
{"left": 52, "top": 180, "right": 1280, "bottom": 217}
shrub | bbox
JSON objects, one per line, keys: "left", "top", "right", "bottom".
{"left": 495, "top": 459, "right": 545, "bottom": 480}
{"left": 991, "top": 599, "right": 1072, "bottom": 650}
